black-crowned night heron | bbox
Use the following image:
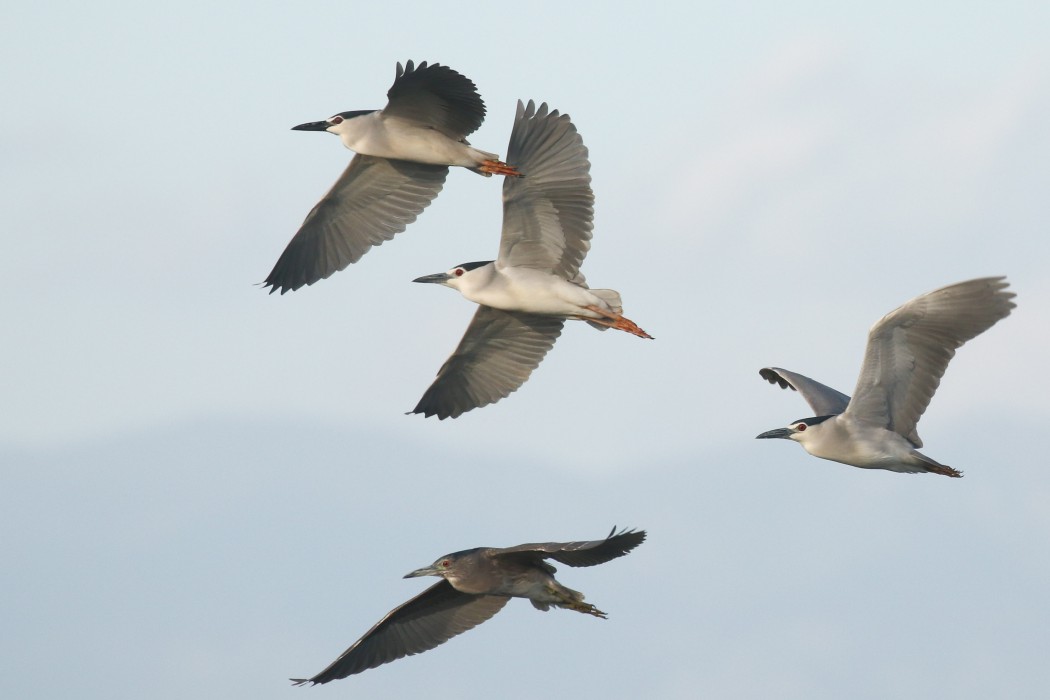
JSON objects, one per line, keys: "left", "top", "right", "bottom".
{"left": 264, "top": 60, "right": 519, "bottom": 294}
{"left": 756, "top": 277, "right": 1015, "bottom": 477}
{"left": 292, "top": 527, "right": 645, "bottom": 685}
{"left": 410, "top": 100, "right": 652, "bottom": 420}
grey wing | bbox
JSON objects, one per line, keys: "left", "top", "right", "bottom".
{"left": 759, "top": 367, "right": 851, "bottom": 416}
{"left": 291, "top": 580, "right": 508, "bottom": 685}
{"left": 264, "top": 155, "right": 448, "bottom": 293}
{"left": 845, "top": 277, "right": 1015, "bottom": 445}
{"left": 498, "top": 100, "right": 593, "bottom": 279}
{"left": 383, "top": 60, "right": 486, "bottom": 138}
{"left": 495, "top": 527, "right": 646, "bottom": 568}
{"left": 411, "top": 307, "right": 564, "bottom": 419}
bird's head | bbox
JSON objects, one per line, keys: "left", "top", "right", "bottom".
{"left": 291, "top": 110, "right": 376, "bottom": 137}
{"left": 756, "top": 415, "right": 834, "bottom": 444}
{"left": 404, "top": 549, "right": 480, "bottom": 584}
{"left": 412, "top": 261, "right": 493, "bottom": 291}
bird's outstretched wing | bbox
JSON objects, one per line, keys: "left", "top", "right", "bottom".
{"left": 264, "top": 156, "right": 448, "bottom": 293}
{"left": 498, "top": 100, "right": 594, "bottom": 280}
{"left": 411, "top": 306, "right": 564, "bottom": 419}
{"left": 384, "top": 60, "right": 487, "bottom": 139}
{"left": 291, "top": 580, "right": 508, "bottom": 685}
{"left": 495, "top": 527, "right": 646, "bottom": 568}
{"left": 845, "top": 276, "right": 1015, "bottom": 445}
{"left": 759, "top": 367, "right": 851, "bottom": 417}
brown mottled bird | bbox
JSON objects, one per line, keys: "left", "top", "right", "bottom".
{"left": 292, "top": 527, "right": 645, "bottom": 685}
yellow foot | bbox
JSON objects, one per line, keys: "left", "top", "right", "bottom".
{"left": 566, "top": 600, "right": 608, "bottom": 619}
{"left": 926, "top": 464, "right": 963, "bottom": 478}
{"left": 480, "top": 159, "right": 521, "bottom": 177}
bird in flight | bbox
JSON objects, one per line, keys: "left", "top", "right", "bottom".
{"left": 265, "top": 60, "right": 518, "bottom": 294}
{"left": 411, "top": 100, "right": 652, "bottom": 420}
{"left": 292, "top": 527, "right": 645, "bottom": 684}
{"left": 756, "top": 276, "right": 1015, "bottom": 477}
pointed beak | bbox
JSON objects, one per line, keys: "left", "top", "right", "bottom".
{"left": 412, "top": 272, "right": 452, "bottom": 284}
{"left": 404, "top": 566, "right": 440, "bottom": 579}
{"left": 291, "top": 120, "right": 331, "bottom": 132}
{"left": 756, "top": 428, "right": 793, "bottom": 440}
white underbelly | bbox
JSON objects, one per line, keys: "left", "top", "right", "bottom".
{"left": 345, "top": 116, "right": 482, "bottom": 167}
{"left": 473, "top": 269, "right": 603, "bottom": 316}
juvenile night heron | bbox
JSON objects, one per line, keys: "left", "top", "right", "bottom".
{"left": 410, "top": 100, "right": 652, "bottom": 420}
{"left": 264, "top": 60, "right": 519, "bottom": 294}
{"left": 292, "top": 527, "right": 645, "bottom": 685}
{"left": 756, "top": 277, "right": 1015, "bottom": 477}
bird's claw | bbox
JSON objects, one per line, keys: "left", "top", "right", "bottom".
{"left": 583, "top": 306, "right": 653, "bottom": 339}
{"left": 480, "top": 160, "right": 522, "bottom": 177}
{"left": 569, "top": 601, "right": 607, "bottom": 619}
{"left": 612, "top": 317, "right": 653, "bottom": 339}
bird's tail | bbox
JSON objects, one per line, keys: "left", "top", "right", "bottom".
{"left": 588, "top": 289, "right": 617, "bottom": 312}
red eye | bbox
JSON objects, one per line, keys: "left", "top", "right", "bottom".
{"left": 441, "top": 560, "right": 451, "bottom": 567}
{"left": 796, "top": 423, "right": 807, "bottom": 432}
{"left": 330, "top": 116, "right": 343, "bottom": 124}
{"left": 454, "top": 269, "right": 464, "bottom": 277}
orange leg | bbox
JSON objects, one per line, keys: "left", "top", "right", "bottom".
{"left": 925, "top": 464, "right": 963, "bottom": 478}
{"left": 479, "top": 159, "right": 522, "bottom": 177}
{"left": 583, "top": 305, "right": 653, "bottom": 339}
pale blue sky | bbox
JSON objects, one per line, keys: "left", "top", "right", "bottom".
{"left": 2, "top": 2, "right": 1049, "bottom": 698}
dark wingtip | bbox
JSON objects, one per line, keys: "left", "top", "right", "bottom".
{"left": 759, "top": 367, "right": 795, "bottom": 391}
{"left": 261, "top": 281, "right": 292, "bottom": 295}
{"left": 606, "top": 526, "right": 647, "bottom": 554}
{"left": 253, "top": 280, "right": 283, "bottom": 296}
{"left": 409, "top": 394, "right": 461, "bottom": 420}
{"left": 260, "top": 270, "right": 307, "bottom": 295}
{"left": 290, "top": 678, "right": 311, "bottom": 686}
{"left": 407, "top": 406, "right": 453, "bottom": 420}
